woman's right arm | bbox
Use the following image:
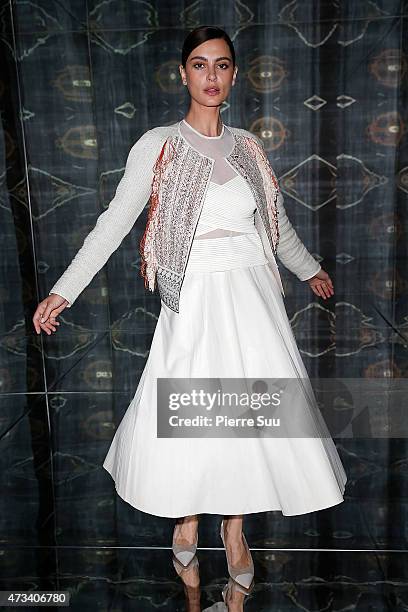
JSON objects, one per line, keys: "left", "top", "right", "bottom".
{"left": 33, "top": 128, "right": 166, "bottom": 335}
{"left": 47, "top": 128, "right": 166, "bottom": 308}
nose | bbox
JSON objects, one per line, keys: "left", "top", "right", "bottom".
{"left": 207, "top": 66, "right": 217, "bottom": 81}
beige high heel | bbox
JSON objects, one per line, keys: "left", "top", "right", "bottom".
{"left": 220, "top": 519, "right": 254, "bottom": 590}
{"left": 222, "top": 576, "right": 254, "bottom": 602}
{"left": 172, "top": 519, "right": 199, "bottom": 567}
{"left": 173, "top": 553, "right": 199, "bottom": 576}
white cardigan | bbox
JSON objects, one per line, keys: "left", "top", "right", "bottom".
{"left": 49, "top": 124, "right": 321, "bottom": 307}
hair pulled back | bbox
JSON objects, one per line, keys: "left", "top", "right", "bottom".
{"left": 181, "top": 26, "right": 235, "bottom": 68}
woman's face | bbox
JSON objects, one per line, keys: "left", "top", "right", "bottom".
{"left": 180, "top": 38, "right": 237, "bottom": 107}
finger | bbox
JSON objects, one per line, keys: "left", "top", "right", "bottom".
{"left": 45, "top": 319, "right": 58, "bottom": 332}
{"left": 322, "top": 285, "right": 330, "bottom": 297}
{"left": 35, "top": 308, "right": 61, "bottom": 334}
{"left": 42, "top": 320, "right": 59, "bottom": 332}
{"left": 33, "top": 308, "right": 48, "bottom": 334}
{"left": 38, "top": 323, "right": 51, "bottom": 336}
{"left": 40, "top": 320, "right": 57, "bottom": 334}
{"left": 33, "top": 307, "right": 43, "bottom": 321}
{"left": 322, "top": 285, "right": 330, "bottom": 299}
{"left": 316, "top": 284, "right": 326, "bottom": 299}
{"left": 40, "top": 301, "right": 59, "bottom": 323}
{"left": 40, "top": 309, "right": 51, "bottom": 324}
{"left": 33, "top": 314, "right": 41, "bottom": 334}
{"left": 39, "top": 323, "right": 53, "bottom": 335}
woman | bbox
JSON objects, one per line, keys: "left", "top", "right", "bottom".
{"left": 33, "top": 26, "right": 347, "bottom": 591}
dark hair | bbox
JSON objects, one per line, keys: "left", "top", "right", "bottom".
{"left": 181, "top": 26, "right": 235, "bottom": 68}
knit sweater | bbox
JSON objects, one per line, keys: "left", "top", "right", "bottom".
{"left": 48, "top": 122, "right": 321, "bottom": 307}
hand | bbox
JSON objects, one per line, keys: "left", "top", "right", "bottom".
{"left": 306, "top": 268, "right": 334, "bottom": 300}
{"left": 32, "top": 294, "right": 70, "bottom": 335}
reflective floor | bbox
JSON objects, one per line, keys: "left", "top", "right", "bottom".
{"left": 0, "top": 547, "right": 404, "bottom": 610}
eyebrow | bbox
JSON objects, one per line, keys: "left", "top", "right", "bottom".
{"left": 189, "top": 56, "right": 232, "bottom": 62}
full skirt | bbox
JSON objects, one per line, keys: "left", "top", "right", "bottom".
{"left": 103, "top": 234, "right": 347, "bottom": 517}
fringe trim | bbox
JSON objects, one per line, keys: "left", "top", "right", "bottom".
{"left": 139, "top": 137, "right": 176, "bottom": 291}
{"left": 245, "top": 137, "right": 280, "bottom": 255}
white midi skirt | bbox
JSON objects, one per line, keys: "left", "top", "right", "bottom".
{"left": 103, "top": 233, "right": 347, "bottom": 518}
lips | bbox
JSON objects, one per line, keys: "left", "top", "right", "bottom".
{"left": 204, "top": 87, "right": 220, "bottom": 95}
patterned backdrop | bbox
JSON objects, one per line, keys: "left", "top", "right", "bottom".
{"left": 0, "top": 0, "right": 407, "bottom": 605}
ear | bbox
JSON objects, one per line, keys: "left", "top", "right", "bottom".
{"left": 179, "top": 64, "right": 186, "bottom": 84}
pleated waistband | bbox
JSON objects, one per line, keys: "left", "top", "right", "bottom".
{"left": 185, "top": 232, "right": 268, "bottom": 274}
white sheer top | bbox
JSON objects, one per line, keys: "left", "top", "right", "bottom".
{"left": 179, "top": 119, "right": 256, "bottom": 240}
{"left": 179, "top": 119, "right": 268, "bottom": 273}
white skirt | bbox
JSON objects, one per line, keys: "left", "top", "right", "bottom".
{"left": 103, "top": 233, "right": 347, "bottom": 517}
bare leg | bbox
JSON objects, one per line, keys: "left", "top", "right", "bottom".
{"left": 173, "top": 515, "right": 200, "bottom": 589}
{"left": 173, "top": 514, "right": 199, "bottom": 545}
{"left": 222, "top": 515, "right": 252, "bottom": 568}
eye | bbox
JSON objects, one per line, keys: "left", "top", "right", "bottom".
{"left": 193, "top": 63, "right": 204, "bottom": 69}
{"left": 218, "top": 63, "right": 229, "bottom": 69}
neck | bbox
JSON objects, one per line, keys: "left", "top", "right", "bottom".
{"left": 183, "top": 107, "right": 223, "bottom": 137}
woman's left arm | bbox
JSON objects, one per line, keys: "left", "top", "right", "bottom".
{"left": 275, "top": 185, "right": 334, "bottom": 299}
{"left": 255, "top": 136, "right": 334, "bottom": 299}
